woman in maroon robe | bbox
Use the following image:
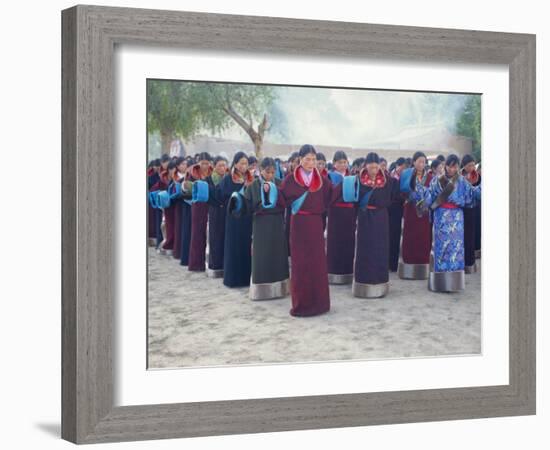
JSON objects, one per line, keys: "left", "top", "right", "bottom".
{"left": 183, "top": 153, "right": 213, "bottom": 271}
{"left": 352, "top": 152, "right": 394, "bottom": 298}
{"left": 326, "top": 150, "right": 356, "bottom": 284}
{"left": 278, "top": 144, "right": 333, "bottom": 317}
{"left": 171, "top": 157, "right": 188, "bottom": 261}
{"left": 398, "top": 151, "right": 433, "bottom": 280}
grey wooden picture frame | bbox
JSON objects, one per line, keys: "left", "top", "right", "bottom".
{"left": 61, "top": 4, "right": 536, "bottom": 444}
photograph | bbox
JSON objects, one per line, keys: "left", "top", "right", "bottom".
{"left": 146, "top": 79, "right": 482, "bottom": 369}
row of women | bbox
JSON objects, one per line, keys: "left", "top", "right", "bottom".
{"left": 147, "top": 145, "right": 481, "bottom": 318}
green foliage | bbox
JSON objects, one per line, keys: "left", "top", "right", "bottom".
{"left": 147, "top": 80, "right": 276, "bottom": 141}
{"left": 456, "top": 96, "right": 482, "bottom": 161}
{"left": 147, "top": 80, "right": 199, "bottom": 139}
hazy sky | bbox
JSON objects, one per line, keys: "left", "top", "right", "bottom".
{"left": 212, "top": 85, "right": 476, "bottom": 148}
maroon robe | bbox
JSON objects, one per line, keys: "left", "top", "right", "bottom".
{"left": 187, "top": 164, "right": 213, "bottom": 271}
{"left": 279, "top": 167, "right": 333, "bottom": 317}
{"left": 401, "top": 171, "right": 433, "bottom": 265}
{"left": 326, "top": 170, "right": 357, "bottom": 282}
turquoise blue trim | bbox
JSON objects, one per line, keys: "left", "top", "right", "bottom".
{"left": 400, "top": 167, "right": 414, "bottom": 193}
{"left": 261, "top": 181, "right": 278, "bottom": 209}
{"left": 230, "top": 191, "right": 243, "bottom": 213}
{"left": 359, "top": 190, "right": 373, "bottom": 208}
{"left": 342, "top": 176, "right": 359, "bottom": 202}
{"left": 157, "top": 190, "right": 171, "bottom": 209}
{"left": 192, "top": 180, "right": 210, "bottom": 203}
{"left": 328, "top": 171, "right": 344, "bottom": 186}
{"left": 291, "top": 191, "right": 308, "bottom": 215}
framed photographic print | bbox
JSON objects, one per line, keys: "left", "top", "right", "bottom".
{"left": 61, "top": 4, "right": 536, "bottom": 444}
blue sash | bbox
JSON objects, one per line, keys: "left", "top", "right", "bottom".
{"left": 291, "top": 191, "right": 308, "bottom": 215}
{"left": 328, "top": 171, "right": 344, "bottom": 186}
{"left": 342, "top": 176, "right": 359, "bottom": 202}
{"left": 261, "top": 181, "right": 278, "bottom": 209}
{"left": 359, "top": 190, "right": 373, "bottom": 208}
{"left": 400, "top": 167, "right": 414, "bottom": 193}
{"left": 192, "top": 180, "right": 209, "bottom": 203}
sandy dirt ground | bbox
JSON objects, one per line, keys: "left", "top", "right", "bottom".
{"left": 147, "top": 248, "right": 481, "bottom": 369}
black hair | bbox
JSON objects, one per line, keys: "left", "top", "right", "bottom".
{"left": 333, "top": 150, "right": 348, "bottom": 162}
{"left": 379, "top": 157, "right": 387, "bottom": 164}
{"left": 445, "top": 154, "right": 460, "bottom": 167}
{"left": 412, "top": 151, "right": 427, "bottom": 163}
{"left": 396, "top": 157, "right": 406, "bottom": 166}
{"left": 461, "top": 154, "right": 475, "bottom": 168}
{"left": 147, "top": 160, "right": 155, "bottom": 168}
{"left": 175, "top": 156, "right": 186, "bottom": 166}
{"left": 316, "top": 152, "right": 326, "bottom": 161}
{"left": 389, "top": 162, "right": 396, "bottom": 172}
{"left": 260, "top": 157, "right": 276, "bottom": 170}
{"left": 327, "top": 162, "right": 333, "bottom": 171}
{"left": 437, "top": 154, "right": 446, "bottom": 162}
{"left": 167, "top": 161, "right": 177, "bottom": 171}
{"left": 430, "top": 159, "right": 441, "bottom": 171}
{"left": 232, "top": 151, "right": 249, "bottom": 168}
{"left": 288, "top": 151, "right": 299, "bottom": 163}
{"left": 352, "top": 157, "right": 366, "bottom": 168}
{"left": 405, "top": 157, "right": 412, "bottom": 166}
{"left": 153, "top": 158, "right": 161, "bottom": 167}
{"left": 298, "top": 144, "right": 317, "bottom": 158}
{"left": 197, "top": 152, "right": 212, "bottom": 162}
{"left": 365, "top": 152, "right": 380, "bottom": 164}
{"left": 160, "top": 154, "right": 171, "bottom": 163}
{"left": 213, "top": 155, "right": 228, "bottom": 166}
{"left": 248, "top": 155, "right": 258, "bottom": 164}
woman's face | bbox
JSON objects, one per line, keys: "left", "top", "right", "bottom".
{"left": 214, "top": 160, "right": 227, "bottom": 176}
{"left": 261, "top": 166, "right": 275, "bottom": 182}
{"left": 317, "top": 160, "right": 326, "bottom": 170}
{"left": 177, "top": 161, "right": 187, "bottom": 173}
{"left": 414, "top": 157, "right": 426, "bottom": 173}
{"left": 199, "top": 160, "right": 211, "bottom": 173}
{"left": 446, "top": 163, "right": 459, "bottom": 177}
{"left": 235, "top": 157, "right": 249, "bottom": 175}
{"left": 333, "top": 159, "right": 348, "bottom": 173}
{"left": 300, "top": 153, "right": 316, "bottom": 171}
{"left": 463, "top": 161, "right": 476, "bottom": 173}
{"left": 380, "top": 161, "right": 387, "bottom": 172}
{"left": 366, "top": 162, "right": 379, "bottom": 178}
{"left": 161, "top": 160, "right": 169, "bottom": 170}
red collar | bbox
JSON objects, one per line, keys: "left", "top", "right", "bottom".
{"left": 189, "top": 163, "right": 213, "bottom": 180}
{"left": 294, "top": 166, "right": 323, "bottom": 192}
{"left": 231, "top": 167, "right": 254, "bottom": 185}
{"left": 359, "top": 168, "right": 387, "bottom": 188}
